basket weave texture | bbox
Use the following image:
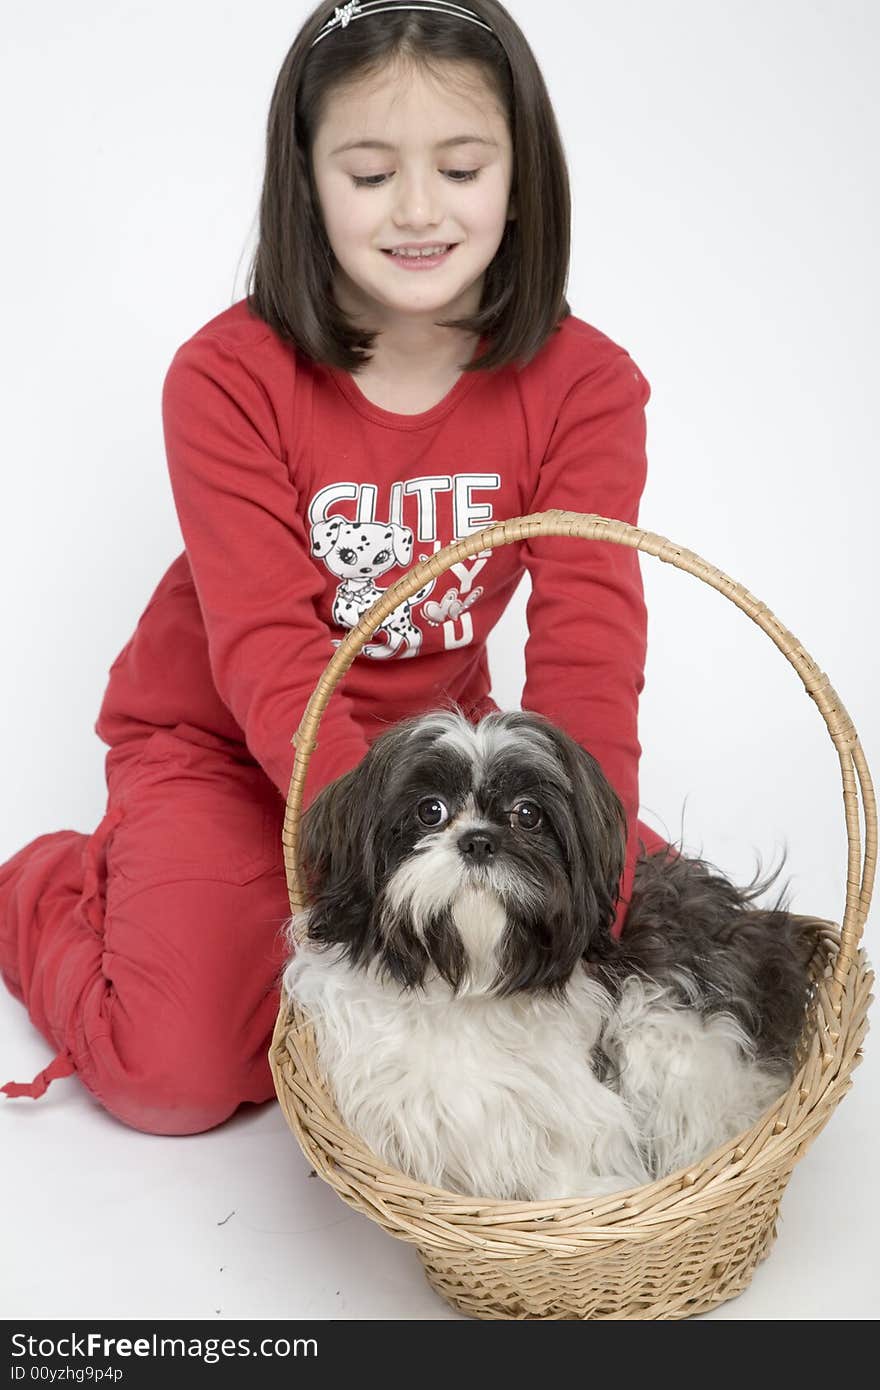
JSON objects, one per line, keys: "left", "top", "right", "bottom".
{"left": 269, "top": 511, "right": 875, "bottom": 1320}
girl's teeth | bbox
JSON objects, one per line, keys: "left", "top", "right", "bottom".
{"left": 392, "top": 246, "right": 450, "bottom": 257}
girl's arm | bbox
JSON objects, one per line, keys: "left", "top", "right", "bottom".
{"left": 521, "top": 350, "right": 651, "bottom": 939}
{"left": 161, "top": 331, "right": 371, "bottom": 812}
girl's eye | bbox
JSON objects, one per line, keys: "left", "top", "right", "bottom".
{"left": 510, "top": 800, "right": 542, "bottom": 831}
{"left": 417, "top": 796, "right": 450, "bottom": 828}
{"left": 351, "top": 170, "right": 480, "bottom": 188}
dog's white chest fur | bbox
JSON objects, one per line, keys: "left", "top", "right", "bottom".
{"left": 283, "top": 937, "right": 650, "bottom": 1201}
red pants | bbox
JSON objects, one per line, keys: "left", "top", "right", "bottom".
{"left": 1, "top": 724, "right": 291, "bottom": 1134}
{"left": 1, "top": 723, "right": 670, "bottom": 1137}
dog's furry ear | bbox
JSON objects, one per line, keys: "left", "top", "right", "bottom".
{"left": 524, "top": 714, "right": 628, "bottom": 941}
{"left": 298, "top": 742, "right": 385, "bottom": 898}
{"left": 295, "top": 728, "right": 403, "bottom": 949}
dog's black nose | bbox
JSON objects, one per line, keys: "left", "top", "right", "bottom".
{"left": 457, "top": 831, "right": 496, "bottom": 865}
{"left": 360, "top": 566, "right": 372, "bottom": 573}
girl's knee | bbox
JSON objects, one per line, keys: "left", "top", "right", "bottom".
{"left": 98, "top": 1082, "right": 243, "bottom": 1137}
{"left": 72, "top": 847, "right": 286, "bottom": 1133}
{"left": 83, "top": 1032, "right": 276, "bottom": 1136}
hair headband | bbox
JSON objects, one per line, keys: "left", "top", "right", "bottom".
{"left": 309, "top": 1, "right": 497, "bottom": 49}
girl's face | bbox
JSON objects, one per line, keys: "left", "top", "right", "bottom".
{"left": 310, "top": 60, "right": 515, "bottom": 348}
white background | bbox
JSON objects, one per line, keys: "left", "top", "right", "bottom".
{"left": 2, "top": 0, "right": 877, "bottom": 1321}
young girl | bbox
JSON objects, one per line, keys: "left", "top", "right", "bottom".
{"left": 0, "top": 0, "right": 671, "bottom": 1134}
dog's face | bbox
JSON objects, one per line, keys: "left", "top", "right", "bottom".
{"left": 296, "top": 708, "right": 627, "bottom": 997}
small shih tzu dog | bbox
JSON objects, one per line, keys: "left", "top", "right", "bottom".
{"left": 282, "top": 708, "right": 820, "bottom": 1202}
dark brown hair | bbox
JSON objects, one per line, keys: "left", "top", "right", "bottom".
{"left": 244, "top": 0, "right": 572, "bottom": 374}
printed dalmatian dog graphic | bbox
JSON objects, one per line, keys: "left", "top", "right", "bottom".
{"left": 310, "top": 515, "right": 483, "bottom": 659}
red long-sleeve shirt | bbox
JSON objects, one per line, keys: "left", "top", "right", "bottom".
{"left": 96, "top": 298, "right": 651, "bottom": 937}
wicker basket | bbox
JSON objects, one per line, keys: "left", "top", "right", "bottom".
{"left": 269, "top": 510, "right": 874, "bottom": 1320}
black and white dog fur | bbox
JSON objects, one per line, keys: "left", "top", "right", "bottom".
{"left": 282, "top": 708, "right": 819, "bottom": 1202}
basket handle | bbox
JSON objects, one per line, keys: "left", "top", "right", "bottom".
{"left": 281, "top": 510, "right": 875, "bottom": 1010}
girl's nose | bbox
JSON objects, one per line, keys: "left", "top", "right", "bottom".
{"left": 391, "top": 169, "right": 443, "bottom": 228}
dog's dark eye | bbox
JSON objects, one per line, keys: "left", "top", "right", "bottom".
{"left": 339, "top": 547, "right": 357, "bottom": 563}
{"left": 417, "top": 796, "right": 449, "bottom": 828}
{"left": 510, "top": 800, "right": 542, "bottom": 831}
{"left": 375, "top": 549, "right": 391, "bottom": 563}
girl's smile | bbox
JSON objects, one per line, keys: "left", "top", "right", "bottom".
{"left": 380, "top": 244, "right": 458, "bottom": 268}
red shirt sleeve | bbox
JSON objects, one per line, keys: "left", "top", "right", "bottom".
{"left": 520, "top": 350, "right": 651, "bottom": 938}
{"left": 161, "top": 333, "right": 371, "bottom": 811}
